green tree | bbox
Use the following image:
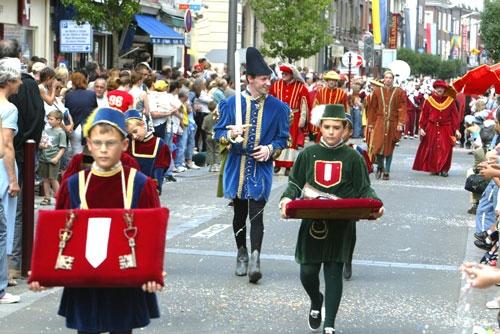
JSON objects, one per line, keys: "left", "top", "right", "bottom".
{"left": 480, "top": 0, "right": 500, "bottom": 62}
{"left": 61, "top": 0, "right": 140, "bottom": 67}
{"left": 250, "top": 0, "right": 332, "bottom": 63}
{"left": 397, "top": 48, "right": 465, "bottom": 79}
{"left": 397, "top": 48, "right": 421, "bottom": 74}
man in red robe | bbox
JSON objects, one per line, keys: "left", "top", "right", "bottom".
{"left": 310, "top": 71, "right": 349, "bottom": 142}
{"left": 367, "top": 70, "right": 407, "bottom": 180}
{"left": 412, "top": 80, "right": 461, "bottom": 177}
{"left": 269, "top": 64, "right": 309, "bottom": 175}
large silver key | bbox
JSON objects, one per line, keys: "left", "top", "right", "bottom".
{"left": 119, "top": 233, "right": 137, "bottom": 270}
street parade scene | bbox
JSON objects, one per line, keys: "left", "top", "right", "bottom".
{"left": 1, "top": 0, "right": 500, "bottom": 333}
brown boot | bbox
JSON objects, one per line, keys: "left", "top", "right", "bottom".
{"left": 382, "top": 173, "right": 390, "bottom": 181}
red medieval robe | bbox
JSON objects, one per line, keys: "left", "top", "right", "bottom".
{"left": 412, "top": 94, "right": 459, "bottom": 173}
{"left": 310, "top": 87, "right": 349, "bottom": 142}
{"left": 367, "top": 86, "right": 407, "bottom": 159}
{"left": 269, "top": 79, "right": 309, "bottom": 168}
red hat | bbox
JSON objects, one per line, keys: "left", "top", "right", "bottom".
{"left": 433, "top": 80, "right": 448, "bottom": 89}
{"left": 279, "top": 65, "right": 293, "bottom": 75}
{"left": 194, "top": 64, "right": 203, "bottom": 72}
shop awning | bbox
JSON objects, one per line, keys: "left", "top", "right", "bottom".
{"left": 135, "top": 14, "right": 184, "bottom": 45}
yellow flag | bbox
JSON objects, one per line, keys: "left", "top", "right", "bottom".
{"left": 372, "top": 0, "right": 381, "bottom": 44}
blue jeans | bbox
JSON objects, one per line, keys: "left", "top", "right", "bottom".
{"left": 163, "top": 132, "right": 175, "bottom": 177}
{"left": 351, "top": 107, "right": 362, "bottom": 138}
{"left": 475, "top": 181, "right": 499, "bottom": 233}
{"left": 175, "top": 128, "right": 188, "bottom": 167}
{"left": 0, "top": 199, "right": 9, "bottom": 292}
{"left": 185, "top": 123, "right": 196, "bottom": 161}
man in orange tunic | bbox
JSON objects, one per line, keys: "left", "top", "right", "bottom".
{"left": 310, "top": 71, "right": 349, "bottom": 142}
{"left": 412, "top": 80, "right": 460, "bottom": 177}
{"left": 269, "top": 64, "right": 309, "bottom": 175}
{"left": 367, "top": 70, "right": 407, "bottom": 180}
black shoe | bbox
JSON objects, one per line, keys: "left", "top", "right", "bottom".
{"left": 474, "top": 231, "right": 488, "bottom": 241}
{"left": 274, "top": 166, "right": 281, "bottom": 174}
{"left": 228, "top": 201, "right": 234, "bottom": 207}
{"left": 308, "top": 293, "right": 323, "bottom": 332}
{"left": 375, "top": 167, "right": 383, "bottom": 179}
{"left": 440, "top": 172, "right": 449, "bottom": 177}
{"left": 165, "top": 175, "right": 177, "bottom": 182}
{"left": 474, "top": 239, "right": 494, "bottom": 251}
{"left": 480, "top": 251, "right": 498, "bottom": 265}
{"left": 468, "top": 206, "right": 477, "bottom": 215}
{"left": 248, "top": 250, "right": 262, "bottom": 284}
{"left": 235, "top": 247, "right": 249, "bottom": 276}
{"left": 343, "top": 262, "right": 352, "bottom": 280}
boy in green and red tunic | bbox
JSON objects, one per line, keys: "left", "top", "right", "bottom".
{"left": 280, "top": 104, "right": 384, "bottom": 334}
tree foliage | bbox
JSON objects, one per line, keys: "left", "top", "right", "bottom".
{"left": 480, "top": 0, "right": 500, "bottom": 62}
{"left": 61, "top": 0, "right": 140, "bottom": 66}
{"left": 397, "top": 48, "right": 464, "bottom": 79}
{"left": 250, "top": 0, "right": 332, "bottom": 63}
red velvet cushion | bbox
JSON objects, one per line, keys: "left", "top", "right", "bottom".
{"left": 285, "top": 198, "right": 383, "bottom": 220}
{"left": 29, "top": 208, "right": 168, "bottom": 287}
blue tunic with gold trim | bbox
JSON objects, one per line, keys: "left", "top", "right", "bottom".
{"left": 55, "top": 166, "right": 160, "bottom": 332}
{"left": 214, "top": 92, "right": 290, "bottom": 201}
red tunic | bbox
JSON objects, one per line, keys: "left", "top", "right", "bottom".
{"left": 412, "top": 94, "right": 459, "bottom": 173}
{"left": 310, "top": 87, "right": 349, "bottom": 141}
{"left": 269, "top": 79, "right": 310, "bottom": 169}
{"left": 56, "top": 166, "right": 160, "bottom": 210}
{"left": 269, "top": 79, "right": 309, "bottom": 148}
{"left": 107, "top": 90, "right": 134, "bottom": 112}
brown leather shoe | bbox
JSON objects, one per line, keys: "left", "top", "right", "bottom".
{"left": 382, "top": 173, "right": 390, "bottom": 180}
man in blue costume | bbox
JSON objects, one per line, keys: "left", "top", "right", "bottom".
{"left": 214, "top": 47, "right": 290, "bottom": 283}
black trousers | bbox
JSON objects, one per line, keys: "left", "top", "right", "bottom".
{"left": 232, "top": 198, "right": 266, "bottom": 252}
{"left": 194, "top": 112, "right": 208, "bottom": 152}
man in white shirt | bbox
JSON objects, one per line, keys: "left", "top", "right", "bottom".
{"left": 93, "top": 77, "right": 109, "bottom": 108}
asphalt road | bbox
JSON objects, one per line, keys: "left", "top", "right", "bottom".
{"left": 0, "top": 138, "right": 497, "bottom": 334}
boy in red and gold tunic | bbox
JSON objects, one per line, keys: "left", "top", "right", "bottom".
{"left": 29, "top": 107, "right": 163, "bottom": 333}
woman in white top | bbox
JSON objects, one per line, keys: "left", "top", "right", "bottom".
{"left": 192, "top": 79, "right": 213, "bottom": 152}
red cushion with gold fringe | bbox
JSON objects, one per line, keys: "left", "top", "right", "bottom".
{"left": 28, "top": 208, "right": 168, "bottom": 287}
{"left": 285, "top": 198, "right": 383, "bottom": 220}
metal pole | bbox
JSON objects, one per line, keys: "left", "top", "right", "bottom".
{"left": 21, "top": 139, "right": 36, "bottom": 277}
{"left": 227, "top": 0, "right": 237, "bottom": 85}
{"left": 348, "top": 53, "right": 352, "bottom": 91}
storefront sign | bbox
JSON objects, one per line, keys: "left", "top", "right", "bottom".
{"left": 60, "top": 20, "right": 93, "bottom": 53}
{"left": 176, "top": 0, "right": 202, "bottom": 11}
{"left": 388, "top": 14, "right": 398, "bottom": 49}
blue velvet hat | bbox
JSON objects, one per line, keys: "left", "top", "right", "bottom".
{"left": 124, "top": 109, "right": 143, "bottom": 122}
{"left": 246, "top": 47, "right": 273, "bottom": 76}
{"left": 88, "top": 107, "right": 128, "bottom": 137}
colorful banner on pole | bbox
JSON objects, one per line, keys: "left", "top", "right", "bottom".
{"left": 389, "top": 14, "right": 399, "bottom": 49}
{"left": 372, "top": 0, "right": 381, "bottom": 44}
{"left": 380, "top": 0, "right": 388, "bottom": 45}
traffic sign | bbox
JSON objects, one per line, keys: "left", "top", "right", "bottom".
{"left": 60, "top": 20, "right": 93, "bottom": 53}
{"left": 341, "top": 52, "right": 363, "bottom": 67}
{"left": 184, "top": 9, "right": 192, "bottom": 32}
